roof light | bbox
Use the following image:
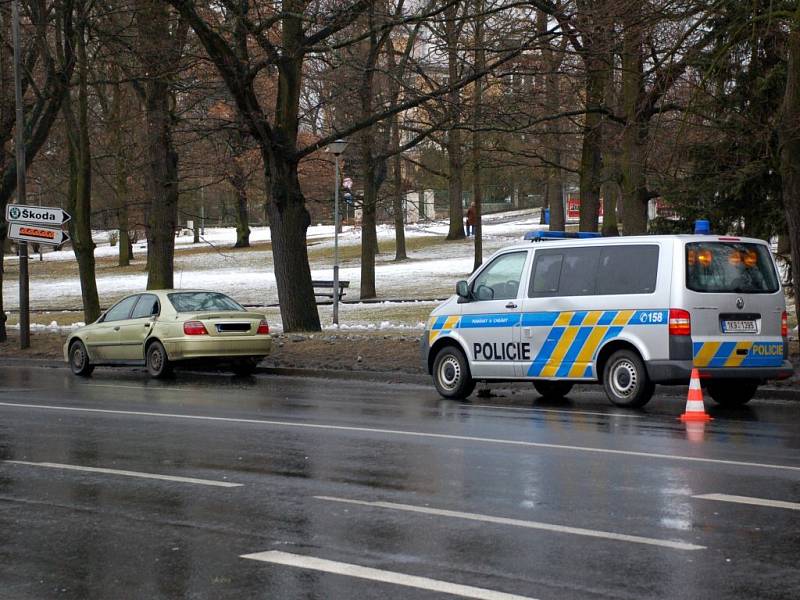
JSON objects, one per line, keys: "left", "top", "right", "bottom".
{"left": 694, "top": 219, "right": 711, "bottom": 234}
{"left": 524, "top": 231, "right": 602, "bottom": 242}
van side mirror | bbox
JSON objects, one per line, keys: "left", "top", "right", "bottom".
{"left": 456, "top": 280, "right": 470, "bottom": 299}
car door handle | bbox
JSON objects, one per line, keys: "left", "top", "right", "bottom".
{"left": 144, "top": 323, "right": 151, "bottom": 328}
{"left": 505, "top": 302, "right": 518, "bottom": 309}
{"left": 113, "top": 326, "right": 120, "bottom": 331}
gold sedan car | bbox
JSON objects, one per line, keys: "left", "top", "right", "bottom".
{"left": 64, "top": 290, "right": 272, "bottom": 378}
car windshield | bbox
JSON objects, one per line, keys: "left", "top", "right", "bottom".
{"left": 685, "top": 242, "right": 779, "bottom": 294}
{"left": 167, "top": 292, "right": 245, "bottom": 313}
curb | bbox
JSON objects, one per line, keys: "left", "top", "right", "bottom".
{"left": 1, "top": 357, "right": 798, "bottom": 400}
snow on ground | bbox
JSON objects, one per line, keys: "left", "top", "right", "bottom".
{"left": 2, "top": 209, "right": 546, "bottom": 330}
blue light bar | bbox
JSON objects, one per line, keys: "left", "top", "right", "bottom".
{"left": 524, "top": 231, "right": 603, "bottom": 241}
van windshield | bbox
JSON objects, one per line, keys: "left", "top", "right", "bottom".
{"left": 686, "top": 242, "right": 779, "bottom": 294}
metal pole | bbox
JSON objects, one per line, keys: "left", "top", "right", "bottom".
{"left": 333, "top": 154, "right": 340, "bottom": 326}
{"left": 12, "top": 0, "right": 30, "bottom": 349}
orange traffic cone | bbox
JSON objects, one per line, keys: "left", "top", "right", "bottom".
{"left": 680, "top": 369, "right": 712, "bottom": 422}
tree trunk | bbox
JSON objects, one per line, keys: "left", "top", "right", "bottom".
{"left": 63, "top": 8, "right": 100, "bottom": 323}
{"left": 620, "top": 3, "right": 649, "bottom": 234}
{"left": 392, "top": 132, "right": 407, "bottom": 261}
{"left": 233, "top": 179, "right": 251, "bottom": 248}
{"left": 111, "top": 80, "right": 132, "bottom": 267}
{"left": 0, "top": 230, "right": 5, "bottom": 342}
{"left": 780, "top": 7, "right": 800, "bottom": 327}
{"left": 601, "top": 180, "right": 620, "bottom": 236}
{"left": 472, "top": 0, "right": 484, "bottom": 271}
{"left": 539, "top": 10, "right": 565, "bottom": 231}
{"left": 445, "top": 2, "right": 465, "bottom": 240}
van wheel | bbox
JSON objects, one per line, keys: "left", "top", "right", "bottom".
{"left": 69, "top": 340, "right": 94, "bottom": 377}
{"left": 533, "top": 381, "right": 573, "bottom": 400}
{"left": 706, "top": 379, "right": 758, "bottom": 406}
{"left": 146, "top": 341, "right": 173, "bottom": 379}
{"left": 432, "top": 346, "right": 475, "bottom": 399}
{"left": 602, "top": 350, "right": 654, "bottom": 408}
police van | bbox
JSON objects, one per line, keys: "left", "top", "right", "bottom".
{"left": 421, "top": 230, "right": 792, "bottom": 407}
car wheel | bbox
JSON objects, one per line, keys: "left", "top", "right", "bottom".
{"left": 602, "top": 349, "right": 654, "bottom": 408}
{"left": 69, "top": 340, "right": 94, "bottom": 377}
{"left": 146, "top": 341, "right": 173, "bottom": 379}
{"left": 232, "top": 357, "right": 260, "bottom": 376}
{"left": 533, "top": 381, "right": 573, "bottom": 400}
{"left": 706, "top": 379, "right": 758, "bottom": 407}
{"left": 432, "top": 346, "right": 475, "bottom": 399}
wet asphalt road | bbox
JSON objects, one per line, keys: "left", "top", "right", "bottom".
{"left": 0, "top": 365, "right": 799, "bottom": 600}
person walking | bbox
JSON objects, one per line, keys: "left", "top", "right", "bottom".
{"left": 466, "top": 201, "right": 477, "bottom": 236}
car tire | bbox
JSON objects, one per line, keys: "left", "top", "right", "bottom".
{"left": 432, "top": 346, "right": 475, "bottom": 399}
{"left": 602, "top": 349, "right": 654, "bottom": 408}
{"left": 533, "top": 381, "right": 574, "bottom": 400}
{"left": 69, "top": 340, "right": 94, "bottom": 377}
{"left": 706, "top": 379, "right": 758, "bottom": 407}
{"left": 146, "top": 341, "right": 173, "bottom": 379}
{"left": 232, "top": 357, "right": 260, "bottom": 376}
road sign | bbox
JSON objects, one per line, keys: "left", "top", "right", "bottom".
{"left": 5, "top": 204, "right": 71, "bottom": 225}
{"left": 8, "top": 222, "right": 70, "bottom": 246}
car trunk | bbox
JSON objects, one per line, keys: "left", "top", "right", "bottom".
{"left": 179, "top": 311, "right": 266, "bottom": 337}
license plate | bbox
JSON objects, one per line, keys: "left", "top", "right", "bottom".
{"left": 722, "top": 320, "right": 757, "bottom": 333}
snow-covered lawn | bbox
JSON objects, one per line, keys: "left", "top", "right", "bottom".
{"left": 2, "top": 208, "right": 546, "bottom": 331}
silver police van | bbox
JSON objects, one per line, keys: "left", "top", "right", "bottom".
{"left": 421, "top": 231, "right": 792, "bottom": 407}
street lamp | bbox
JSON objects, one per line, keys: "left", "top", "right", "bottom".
{"left": 326, "top": 138, "right": 348, "bottom": 326}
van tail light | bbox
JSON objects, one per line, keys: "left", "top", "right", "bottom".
{"left": 781, "top": 311, "right": 788, "bottom": 337}
{"left": 669, "top": 309, "right": 691, "bottom": 336}
{"left": 256, "top": 320, "right": 270, "bottom": 335}
{"left": 183, "top": 321, "right": 209, "bottom": 335}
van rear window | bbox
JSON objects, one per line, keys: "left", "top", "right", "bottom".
{"left": 686, "top": 242, "right": 779, "bottom": 294}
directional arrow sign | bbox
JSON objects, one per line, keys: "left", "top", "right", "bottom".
{"left": 8, "top": 223, "right": 70, "bottom": 246}
{"left": 5, "top": 204, "right": 71, "bottom": 226}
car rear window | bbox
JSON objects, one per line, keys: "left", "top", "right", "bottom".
{"left": 167, "top": 292, "right": 245, "bottom": 312}
{"left": 686, "top": 242, "right": 779, "bottom": 294}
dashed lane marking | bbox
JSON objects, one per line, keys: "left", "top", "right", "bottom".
{"left": 693, "top": 493, "right": 800, "bottom": 511}
{"left": 315, "top": 496, "right": 705, "bottom": 551}
{"left": 240, "top": 550, "right": 538, "bottom": 600}
{"left": 4, "top": 461, "right": 242, "bottom": 488}
{"left": 1, "top": 401, "right": 799, "bottom": 473}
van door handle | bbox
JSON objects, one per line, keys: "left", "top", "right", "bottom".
{"left": 505, "top": 302, "right": 518, "bottom": 309}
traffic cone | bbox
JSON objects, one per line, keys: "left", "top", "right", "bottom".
{"left": 680, "top": 369, "right": 712, "bottom": 422}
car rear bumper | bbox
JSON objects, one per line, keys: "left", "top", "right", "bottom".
{"left": 647, "top": 360, "right": 794, "bottom": 384}
{"left": 165, "top": 336, "right": 272, "bottom": 361}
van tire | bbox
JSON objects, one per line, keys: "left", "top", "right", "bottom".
{"left": 602, "top": 350, "right": 654, "bottom": 408}
{"left": 533, "top": 381, "right": 574, "bottom": 400}
{"left": 432, "top": 346, "right": 475, "bottom": 399}
{"left": 146, "top": 341, "right": 173, "bottom": 379}
{"left": 706, "top": 379, "right": 758, "bottom": 407}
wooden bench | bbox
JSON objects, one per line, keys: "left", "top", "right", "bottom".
{"left": 312, "top": 279, "right": 350, "bottom": 303}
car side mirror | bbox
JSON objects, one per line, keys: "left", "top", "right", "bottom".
{"left": 456, "top": 280, "right": 470, "bottom": 299}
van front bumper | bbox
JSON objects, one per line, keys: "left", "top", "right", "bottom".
{"left": 647, "top": 360, "right": 794, "bottom": 384}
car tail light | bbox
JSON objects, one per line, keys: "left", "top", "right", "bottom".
{"left": 669, "top": 309, "right": 691, "bottom": 336}
{"left": 781, "top": 311, "right": 788, "bottom": 337}
{"left": 183, "top": 321, "right": 208, "bottom": 335}
{"left": 256, "top": 320, "right": 270, "bottom": 335}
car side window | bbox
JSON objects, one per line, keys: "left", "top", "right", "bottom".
{"left": 471, "top": 251, "right": 527, "bottom": 301}
{"left": 131, "top": 294, "right": 160, "bottom": 319}
{"left": 529, "top": 247, "right": 600, "bottom": 297}
{"left": 529, "top": 252, "right": 563, "bottom": 296}
{"left": 103, "top": 295, "right": 140, "bottom": 322}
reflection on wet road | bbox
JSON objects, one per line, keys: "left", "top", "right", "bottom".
{"left": 0, "top": 365, "right": 798, "bottom": 599}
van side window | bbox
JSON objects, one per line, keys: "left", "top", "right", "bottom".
{"left": 471, "top": 251, "right": 527, "bottom": 301}
{"left": 597, "top": 245, "right": 659, "bottom": 295}
{"left": 529, "top": 247, "right": 599, "bottom": 297}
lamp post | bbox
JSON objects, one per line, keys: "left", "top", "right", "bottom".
{"left": 326, "top": 139, "right": 348, "bottom": 326}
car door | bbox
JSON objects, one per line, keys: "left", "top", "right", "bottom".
{"left": 84, "top": 295, "right": 140, "bottom": 361}
{"left": 460, "top": 250, "right": 528, "bottom": 379}
{"left": 117, "top": 294, "right": 160, "bottom": 361}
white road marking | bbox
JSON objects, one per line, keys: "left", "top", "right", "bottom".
{"left": 240, "top": 550, "right": 538, "bottom": 600}
{"left": 1, "top": 401, "right": 799, "bottom": 473}
{"left": 693, "top": 493, "right": 800, "bottom": 511}
{"left": 469, "top": 404, "right": 644, "bottom": 418}
{"left": 315, "top": 496, "right": 705, "bottom": 551}
{"left": 4, "top": 460, "right": 242, "bottom": 488}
